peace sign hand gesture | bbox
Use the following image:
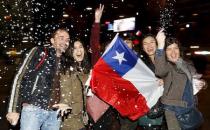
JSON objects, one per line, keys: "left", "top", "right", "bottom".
{"left": 95, "top": 4, "right": 104, "bottom": 23}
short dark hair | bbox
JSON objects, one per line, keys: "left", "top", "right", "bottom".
{"left": 51, "top": 28, "right": 69, "bottom": 38}
{"left": 165, "top": 37, "right": 185, "bottom": 57}
{"left": 165, "top": 37, "right": 181, "bottom": 50}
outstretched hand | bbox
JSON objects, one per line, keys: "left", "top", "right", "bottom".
{"left": 193, "top": 79, "right": 208, "bottom": 92}
{"left": 95, "top": 4, "right": 104, "bottom": 23}
{"left": 52, "top": 103, "right": 72, "bottom": 117}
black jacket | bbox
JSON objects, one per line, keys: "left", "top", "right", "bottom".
{"left": 8, "top": 46, "right": 59, "bottom": 113}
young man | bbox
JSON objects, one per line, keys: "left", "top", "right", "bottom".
{"left": 6, "top": 28, "right": 70, "bottom": 130}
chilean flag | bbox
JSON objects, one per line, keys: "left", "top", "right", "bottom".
{"left": 90, "top": 34, "right": 163, "bottom": 120}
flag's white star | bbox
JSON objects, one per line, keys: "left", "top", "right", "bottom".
{"left": 112, "top": 51, "right": 127, "bottom": 65}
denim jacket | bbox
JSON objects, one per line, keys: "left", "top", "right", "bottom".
{"left": 164, "top": 79, "right": 195, "bottom": 116}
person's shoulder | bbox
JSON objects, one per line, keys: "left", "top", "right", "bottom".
{"left": 36, "top": 46, "right": 47, "bottom": 50}
{"left": 23, "top": 47, "right": 37, "bottom": 55}
{"left": 183, "top": 58, "right": 194, "bottom": 66}
{"left": 26, "top": 46, "right": 43, "bottom": 53}
{"left": 25, "top": 46, "right": 49, "bottom": 58}
{"left": 35, "top": 46, "right": 53, "bottom": 53}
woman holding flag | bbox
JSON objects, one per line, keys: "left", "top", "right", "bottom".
{"left": 137, "top": 34, "right": 166, "bottom": 130}
{"left": 87, "top": 4, "right": 167, "bottom": 130}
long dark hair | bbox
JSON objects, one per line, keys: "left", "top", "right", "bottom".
{"left": 139, "top": 34, "right": 157, "bottom": 70}
{"left": 60, "top": 40, "right": 90, "bottom": 74}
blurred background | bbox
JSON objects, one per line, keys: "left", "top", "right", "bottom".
{"left": 0, "top": 0, "right": 210, "bottom": 129}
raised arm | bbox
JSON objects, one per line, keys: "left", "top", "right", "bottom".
{"left": 154, "top": 29, "right": 170, "bottom": 77}
{"left": 90, "top": 4, "right": 104, "bottom": 67}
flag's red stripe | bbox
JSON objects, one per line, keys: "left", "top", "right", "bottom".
{"left": 90, "top": 58, "right": 149, "bottom": 120}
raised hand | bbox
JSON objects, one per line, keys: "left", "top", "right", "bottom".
{"left": 95, "top": 4, "right": 104, "bottom": 23}
{"left": 156, "top": 28, "right": 166, "bottom": 49}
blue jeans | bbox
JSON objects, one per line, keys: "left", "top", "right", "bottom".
{"left": 20, "top": 105, "right": 61, "bottom": 130}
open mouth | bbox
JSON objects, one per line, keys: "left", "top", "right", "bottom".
{"left": 147, "top": 48, "right": 154, "bottom": 53}
{"left": 74, "top": 53, "right": 84, "bottom": 61}
{"left": 76, "top": 55, "right": 82, "bottom": 58}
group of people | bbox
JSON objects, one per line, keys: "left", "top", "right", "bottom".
{"left": 6, "top": 4, "right": 207, "bottom": 130}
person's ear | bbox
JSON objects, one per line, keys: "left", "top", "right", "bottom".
{"left": 50, "top": 38, "right": 55, "bottom": 45}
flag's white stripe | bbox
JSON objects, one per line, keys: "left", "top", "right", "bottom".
{"left": 122, "top": 59, "right": 164, "bottom": 108}
{"left": 8, "top": 47, "right": 36, "bottom": 112}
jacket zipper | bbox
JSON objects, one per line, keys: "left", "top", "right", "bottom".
{"left": 31, "top": 75, "right": 39, "bottom": 94}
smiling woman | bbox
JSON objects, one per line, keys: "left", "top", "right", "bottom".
{"left": 73, "top": 40, "right": 85, "bottom": 63}
{"left": 155, "top": 30, "right": 206, "bottom": 130}
{"left": 71, "top": 40, "right": 90, "bottom": 73}
{"left": 58, "top": 39, "right": 91, "bottom": 130}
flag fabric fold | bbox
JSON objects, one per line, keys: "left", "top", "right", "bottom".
{"left": 89, "top": 34, "right": 163, "bottom": 120}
